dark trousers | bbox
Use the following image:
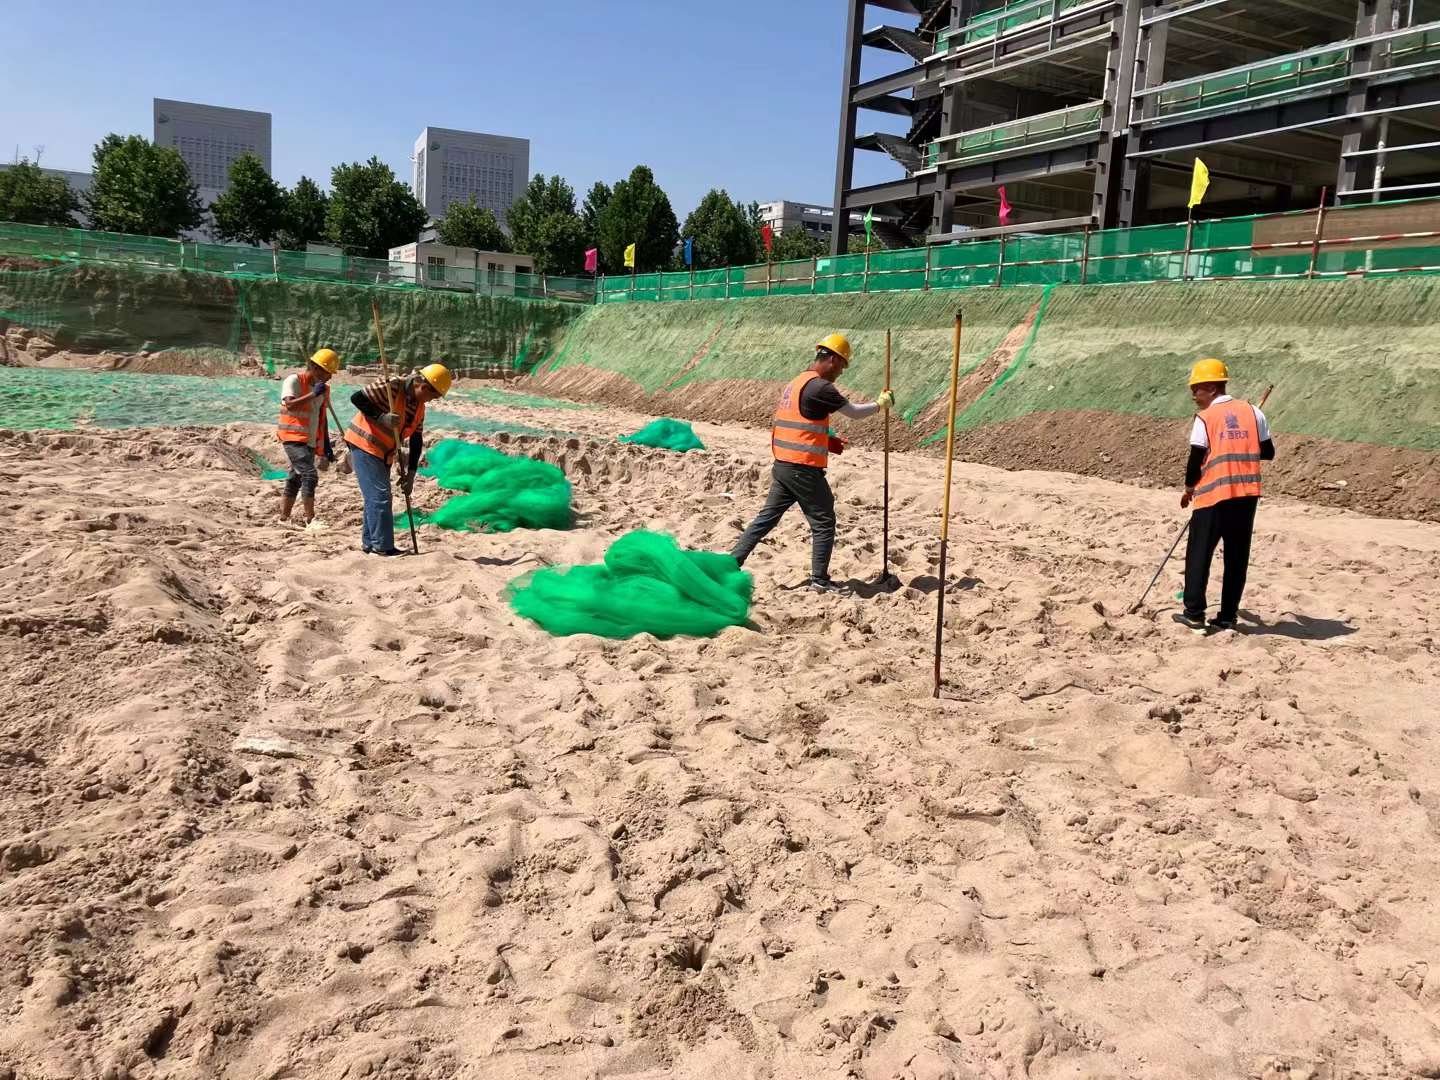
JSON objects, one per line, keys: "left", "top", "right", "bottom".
{"left": 1183, "top": 495, "right": 1259, "bottom": 622}
{"left": 732, "top": 461, "right": 836, "bottom": 580}
{"left": 282, "top": 442, "right": 318, "bottom": 499}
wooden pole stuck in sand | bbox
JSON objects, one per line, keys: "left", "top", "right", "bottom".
{"left": 370, "top": 297, "right": 421, "bottom": 556}
{"left": 933, "top": 310, "right": 964, "bottom": 699}
{"left": 881, "top": 328, "right": 893, "bottom": 582}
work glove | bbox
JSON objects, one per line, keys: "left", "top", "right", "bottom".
{"left": 876, "top": 390, "right": 895, "bottom": 410}
{"left": 828, "top": 435, "right": 847, "bottom": 455}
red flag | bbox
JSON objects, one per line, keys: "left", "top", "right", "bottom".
{"left": 998, "top": 186, "right": 1013, "bottom": 226}
{"left": 761, "top": 223, "right": 773, "bottom": 254}
{"left": 584, "top": 247, "right": 598, "bottom": 273}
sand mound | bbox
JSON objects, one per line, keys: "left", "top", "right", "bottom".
{"left": 2, "top": 409, "right": 1439, "bottom": 1078}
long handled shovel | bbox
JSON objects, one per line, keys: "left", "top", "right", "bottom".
{"left": 933, "top": 310, "right": 964, "bottom": 699}
{"left": 875, "top": 328, "right": 901, "bottom": 589}
{"left": 370, "top": 297, "right": 420, "bottom": 556}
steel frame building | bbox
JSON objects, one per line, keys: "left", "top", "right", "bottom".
{"left": 831, "top": 0, "right": 1440, "bottom": 252}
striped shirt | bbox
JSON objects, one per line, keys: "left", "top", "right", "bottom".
{"left": 357, "top": 375, "right": 409, "bottom": 413}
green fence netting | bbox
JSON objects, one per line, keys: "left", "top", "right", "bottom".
{"left": 619, "top": 418, "right": 705, "bottom": 452}
{"left": 409, "top": 438, "right": 573, "bottom": 533}
{"left": 505, "top": 530, "right": 752, "bottom": 639}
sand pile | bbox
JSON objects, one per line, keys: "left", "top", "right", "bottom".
{"left": 1, "top": 403, "right": 1439, "bottom": 1079}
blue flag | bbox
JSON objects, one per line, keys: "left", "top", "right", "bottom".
{"left": 683, "top": 237, "right": 694, "bottom": 267}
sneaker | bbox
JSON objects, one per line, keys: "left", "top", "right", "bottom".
{"left": 1172, "top": 612, "right": 1207, "bottom": 631}
{"left": 807, "top": 576, "right": 852, "bottom": 596}
{"left": 1208, "top": 617, "right": 1237, "bottom": 632}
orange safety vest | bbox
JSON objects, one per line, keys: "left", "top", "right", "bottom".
{"left": 276, "top": 370, "right": 328, "bottom": 451}
{"left": 771, "top": 371, "right": 831, "bottom": 468}
{"left": 1192, "top": 398, "right": 1263, "bottom": 510}
{"left": 344, "top": 385, "right": 426, "bottom": 466}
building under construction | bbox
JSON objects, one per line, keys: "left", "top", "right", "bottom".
{"left": 832, "top": 0, "right": 1440, "bottom": 251}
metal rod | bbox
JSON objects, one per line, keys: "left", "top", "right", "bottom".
{"left": 1307, "top": 187, "right": 1329, "bottom": 278}
{"left": 934, "top": 310, "right": 964, "bottom": 699}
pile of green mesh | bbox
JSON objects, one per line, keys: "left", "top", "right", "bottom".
{"left": 506, "top": 530, "right": 751, "bottom": 639}
{"left": 410, "top": 438, "right": 573, "bottom": 533}
{"left": 619, "top": 417, "right": 705, "bottom": 452}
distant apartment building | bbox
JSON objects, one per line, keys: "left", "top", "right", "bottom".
{"left": 412, "top": 127, "right": 529, "bottom": 228}
{"left": 153, "top": 98, "right": 272, "bottom": 240}
{"left": 0, "top": 164, "right": 91, "bottom": 225}
{"left": 757, "top": 200, "right": 864, "bottom": 243}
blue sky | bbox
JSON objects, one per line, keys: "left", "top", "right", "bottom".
{"left": 1, "top": 0, "right": 910, "bottom": 219}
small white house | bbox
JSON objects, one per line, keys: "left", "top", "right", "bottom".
{"left": 387, "top": 242, "right": 535, "bottom": 294}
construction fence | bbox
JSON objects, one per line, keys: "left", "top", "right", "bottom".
{"left": 597, "top": 196, "right": 1440, "bottom": 304}
{"left": 0, "top": 222, "right": 596, "bottom": 303}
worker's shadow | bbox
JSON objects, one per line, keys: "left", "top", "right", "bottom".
{"left": 1237, "top": 610, "right": 1357, "bottom": 640}
{"left": 460, "top": 554, "right": 547, "bottom": 569}
{"left": 904, "top": 574, "right": 984, "bottom": 596}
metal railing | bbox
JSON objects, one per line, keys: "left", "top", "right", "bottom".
{"left": 926, "top": 100, "right": 1105, "bottom": 167}
{"left": 935, "top": 0, "right": 1097, "bottom": 51}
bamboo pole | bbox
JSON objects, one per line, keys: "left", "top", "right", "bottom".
{"left": 933, "top": 310, "right": 964, "bottom": 698}
{"left": 370, "top": 297, "right": 420, "bottom": 555}
{"left": 880, "top": 329, "right": 894, "bottom": 584}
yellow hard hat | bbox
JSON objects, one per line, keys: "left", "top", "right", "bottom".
{"left": 816, "top": 332, "right": 853, "bottom": 363}
{"left": 419, "top": 363, "right": 452, "bottom": 396}
{"left": 309, "top": 347, "right": 341, "bottom": 375}
{"left": 1188, "top": 358, "right": 1229, "bottom": 386}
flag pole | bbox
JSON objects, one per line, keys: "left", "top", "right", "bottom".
{"left": 878, "top": 328, "right": 898, "bottom": 587}
{"left": 933, "top": 310, "right": 964, "bottom": 699}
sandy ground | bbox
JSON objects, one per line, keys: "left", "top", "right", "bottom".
{"left": 3, "top": 397, "right": 1440, "bottom": 1080}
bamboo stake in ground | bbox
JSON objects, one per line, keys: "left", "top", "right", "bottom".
{"left": 933, "top": 310, "right": 964, "bottom": 699}
{"left": 877, "top": 328, "right": 900, "bottom": 588}
{"left": 370, "top": 297, "right": 420, "bottom": 555}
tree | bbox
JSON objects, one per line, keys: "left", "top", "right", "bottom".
{"left": 680, "top": 188, "right": 757, "bottom": 269}
{"left": 597, "top": 165, "right": 679, "bottom": 274}
{"left": 772, "top": 226, "right": 827, "bottom": 262}
{"left": 0, "top": 159, "right": 80, "bottom": 226}
{"left": 436, "top": 196, "right": 510, "bottom": 251}
{"left": 507, "top": 174, "right": 587, "bottom": 274}
{"left": 580, "top": 181, "right": 611, "bottom": 259}
{"left": 325, "top": 157, "right": 427, "bottom": 258}
{"left": 86, "top": 134, "right": 203, "bottom": 237}
{"left": 279, "top": 176, "right": 329, "bottom": 250}
{"left": 210, "top": 153, "right": 286, "bottom": 245}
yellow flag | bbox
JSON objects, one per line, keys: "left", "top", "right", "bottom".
{"left": 1188, "top": 158, "right": 1210, "bottom": 209}
{"left": 623, "top": 242, "right": 636, "bottom": 269}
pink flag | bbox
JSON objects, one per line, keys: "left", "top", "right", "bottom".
{"left": 998, "top": 186, "right": 1013, "bottom": 226}
{"left": 584, "top": 247, "right": 598, "bottom": 273}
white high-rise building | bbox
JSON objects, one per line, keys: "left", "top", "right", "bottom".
{"left": 153, "top": 98, "right": 272, "bottom": 239}
{"left": 413, "top": 127, "right": 528, "bottom": 228}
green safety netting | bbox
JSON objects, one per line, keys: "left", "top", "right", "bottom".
{"left": 409, "top": 438, "right": 573, "bottom": 533}
{"left": 619, "top": 418, "right": 705, "bottom": 452}
{"left": 505, "top": 530, "right": 752, "bottom": 639}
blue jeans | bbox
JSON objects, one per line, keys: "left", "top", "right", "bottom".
{"left": 351, "top": 447, "right": 395, "bottom": 553}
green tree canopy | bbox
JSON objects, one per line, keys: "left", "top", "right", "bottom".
{"left": 0, "top": 160, "right": 80, "bottom": 226}
{"left": 680, "top": 188, "right": 757, "bottom": 269}
{"left": 325, "top": 157, "right": 427, "bottom": 258}
{"left": 771, "top": 225, "right": 827, "bottom": 262}
{"left": 279, "top": 175, "right": 329, "bottom": 250}
{"left": 436, "top": 196, "right": 510, "bottom": 251}
{"left": 507, "top": 174, "right": 586, "bottom": 274}
{"left": 210, "top": 153, "right": 286, "bottom": 246}
{"left": 85, "top": 134, "right": 203, "bottom": 238}
{"left": 597, "top": 165, "right": 679, "bottom": 274}
{"left": 580, "top": 181, "right": 612, "bottom": 263}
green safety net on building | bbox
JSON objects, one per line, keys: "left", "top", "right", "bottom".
{"left": 619, "top": 418, "right": 705, "bottom": 452}
{"left": 505, "top": 530, "right": 752, "bottom": 640}
{"left": 409, "top": 438, "right": 573, "bottom": 533}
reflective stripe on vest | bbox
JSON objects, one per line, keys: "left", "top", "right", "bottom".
{"left": 277, "top": 370, "right": 328, "bottom": 450}
{"left": 771, "top": 372, "right": 829, "bottom": 467}
{"left": 1192, "top": 399, "right": 1263, "bottom": 510}
{"left": 344, "top": 396, "right": 425, "bottom": 465}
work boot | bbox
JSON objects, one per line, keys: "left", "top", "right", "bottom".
{"left": 1172, "top": 612, "right": 1207, "bottom": 631}
{"left": 1207, "top": 617, "right": 1238, "bottom": 632}
{"left": 279, "top": 494, "right": 295, "bottom": 522}
{"left": 807, "top": 576, "right": 853, "bottom": 596}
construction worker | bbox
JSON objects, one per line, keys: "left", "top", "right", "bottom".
{"left": 1176, "top": 358, "right": 1275, "bottom": 632}
{"left": 277, "top": 347, "right": 341, "bottom": 525}
{"left": 345, "top": 363, "right": 452, "bottom": 555}
{"left": 731, "top": 333, "right": 894, "bottom": 594}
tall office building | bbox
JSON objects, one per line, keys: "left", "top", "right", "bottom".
{"left": 153, "top": 98, "right": 272, "bottom": 236}
{"left": 413, "top": 127, "right": 529, "bottom": 227}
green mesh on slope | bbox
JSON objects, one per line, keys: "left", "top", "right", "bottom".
{"left": 410, "top": 439, "right": 573, "bottom": 533}
{"left": 505, "top": 530, "right": 752, "bottom": 639}
{"left": 619, "top": 418, "right": 705, "bottom": 452}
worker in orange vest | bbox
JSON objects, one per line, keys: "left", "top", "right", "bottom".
{"left": 731, "top": 333, "right": 893, "bottom": 594}
{"left": 277, "top": 347, "right": 341, "bottom": 525}
{"left": 345, "top": 363, "right": 452, "bottom": 555}
{"left": 1176, "top": 358, "right": 1275, "bottom": 632}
